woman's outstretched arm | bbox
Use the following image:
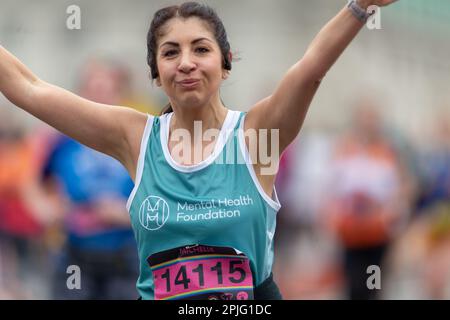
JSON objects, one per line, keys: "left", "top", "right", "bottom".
{"left": 0, "top": 46, "right": 147, "bottom": 181}
{"left": 246, "top": 0, "right": 398, "bottom": 154}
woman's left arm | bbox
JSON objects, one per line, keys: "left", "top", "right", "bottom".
{"left": 246, "top": 0, "right": 398, "bottom": 153}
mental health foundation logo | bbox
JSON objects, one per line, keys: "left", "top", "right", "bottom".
{"left": 139, "top": 196, "right": 170, "bottom": 231}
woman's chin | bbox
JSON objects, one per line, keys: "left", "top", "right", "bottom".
{"left": 178, "top": 95, "right": 206, "bottom": 108}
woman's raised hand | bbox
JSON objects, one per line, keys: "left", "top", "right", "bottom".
{"left": 357, "top": 0, "right": 399, "bottom": 8}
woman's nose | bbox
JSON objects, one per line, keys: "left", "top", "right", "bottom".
{"left": 178, "top": 53, "right": 196, "bottom": 73}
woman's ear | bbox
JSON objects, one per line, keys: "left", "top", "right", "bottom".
{"left": 222, "top": 70, "right": 230, "bottom": 80}
{"left": 222, "top": 51, "right": 233, "bottom": 79}
{"left": 155, "top": 77, "right": 162, "bottom": 87}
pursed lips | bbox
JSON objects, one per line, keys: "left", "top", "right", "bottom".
{"left": 177, "top": 79, "right": 200, "bottom": 88}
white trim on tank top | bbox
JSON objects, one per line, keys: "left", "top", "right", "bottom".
{"left": 160, "top": 109, "right": 240, "bottom": 173}
{"left": 237, "top": 113, "right": 282, "bottom": 212}
{"left": 126, "top": 114, "right": 154, "bottom": 212}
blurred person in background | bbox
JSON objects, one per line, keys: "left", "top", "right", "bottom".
{"left": 322, "top": 100, "right": 412, "bottom": 299}
{"left": 42, "top": 59, "right": 142, "bottom": 299}
{"left": 391, "top": 111, "right": 450, "bottom": 299}
{"left": 0, "top": 107, "right": 59, "bottom": 299}
{"left": 415, "top": 111, "right": 450, "bottom": 213}
{"left": 274, "top": 130, "right": 341, "bottom": 299}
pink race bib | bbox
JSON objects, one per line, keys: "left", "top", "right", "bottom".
{"left": 147, "top": 244, "right": 254, "bottom": 300}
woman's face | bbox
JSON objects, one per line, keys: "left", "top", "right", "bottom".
{"left": 155, "top": 17, "right": 228, "bottom": 108}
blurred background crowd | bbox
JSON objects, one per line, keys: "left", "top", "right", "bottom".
{"left": 0, "top": 0, "right": 449, "bottom": 299}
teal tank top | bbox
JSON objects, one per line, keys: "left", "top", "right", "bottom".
{"left": 126, "top": 110, "right": 281, "bottom": 300}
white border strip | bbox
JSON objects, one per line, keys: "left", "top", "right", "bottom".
{"left": 238, "top": 113, "right": 281, "bottom": 212}
{"left": 126, "top": 114, "right": 154, "bottom": 212}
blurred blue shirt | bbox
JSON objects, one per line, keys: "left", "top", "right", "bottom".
{"left": 43, "top": 135, "right": 135, "bottom": 251}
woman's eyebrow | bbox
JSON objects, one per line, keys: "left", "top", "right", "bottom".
{"left": 160, "top": 37, "right": 213, "bottom": 49}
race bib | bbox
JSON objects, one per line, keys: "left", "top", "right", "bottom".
{"left": 147, "top": 244, "right": 254, "bottom": 300}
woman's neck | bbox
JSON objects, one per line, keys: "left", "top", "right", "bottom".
{"left": 169, "top": 98, "right": 229, "bottom": 134}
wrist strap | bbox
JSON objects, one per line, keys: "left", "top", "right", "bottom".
{"left": 347, "top": 0, "right": 373, "bottom": 23}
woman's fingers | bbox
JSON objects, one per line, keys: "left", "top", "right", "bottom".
{"left": 377, "top": 0, "right": 399, "bottom": 7}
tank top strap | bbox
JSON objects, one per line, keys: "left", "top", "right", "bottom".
{"left": 235, "top": 111, "right": 246, "bottom": 130}
{"left": 219, "top": 111, "right": 246, "bottom": 165}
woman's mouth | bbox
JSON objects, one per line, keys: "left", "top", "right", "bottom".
{"left": 177, "top": 79, "right": 200, "bottom": 89}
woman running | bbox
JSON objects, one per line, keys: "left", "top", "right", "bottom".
{"left": 0, "top": 0, "right": 398, "bottom": 300}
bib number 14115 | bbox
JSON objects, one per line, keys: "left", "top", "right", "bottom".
{"left": 157, "top": 260, "right": 246, "bottom": 292}
{"left": 148, "top": 245, "right": 254, "bottom": 300}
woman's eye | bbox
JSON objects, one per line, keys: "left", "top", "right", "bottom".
{"left": 163, "top": 50, "right": 177, "bottom": 57}
{"left": 196, "top": 47, "right": 209, "bottom": 54}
